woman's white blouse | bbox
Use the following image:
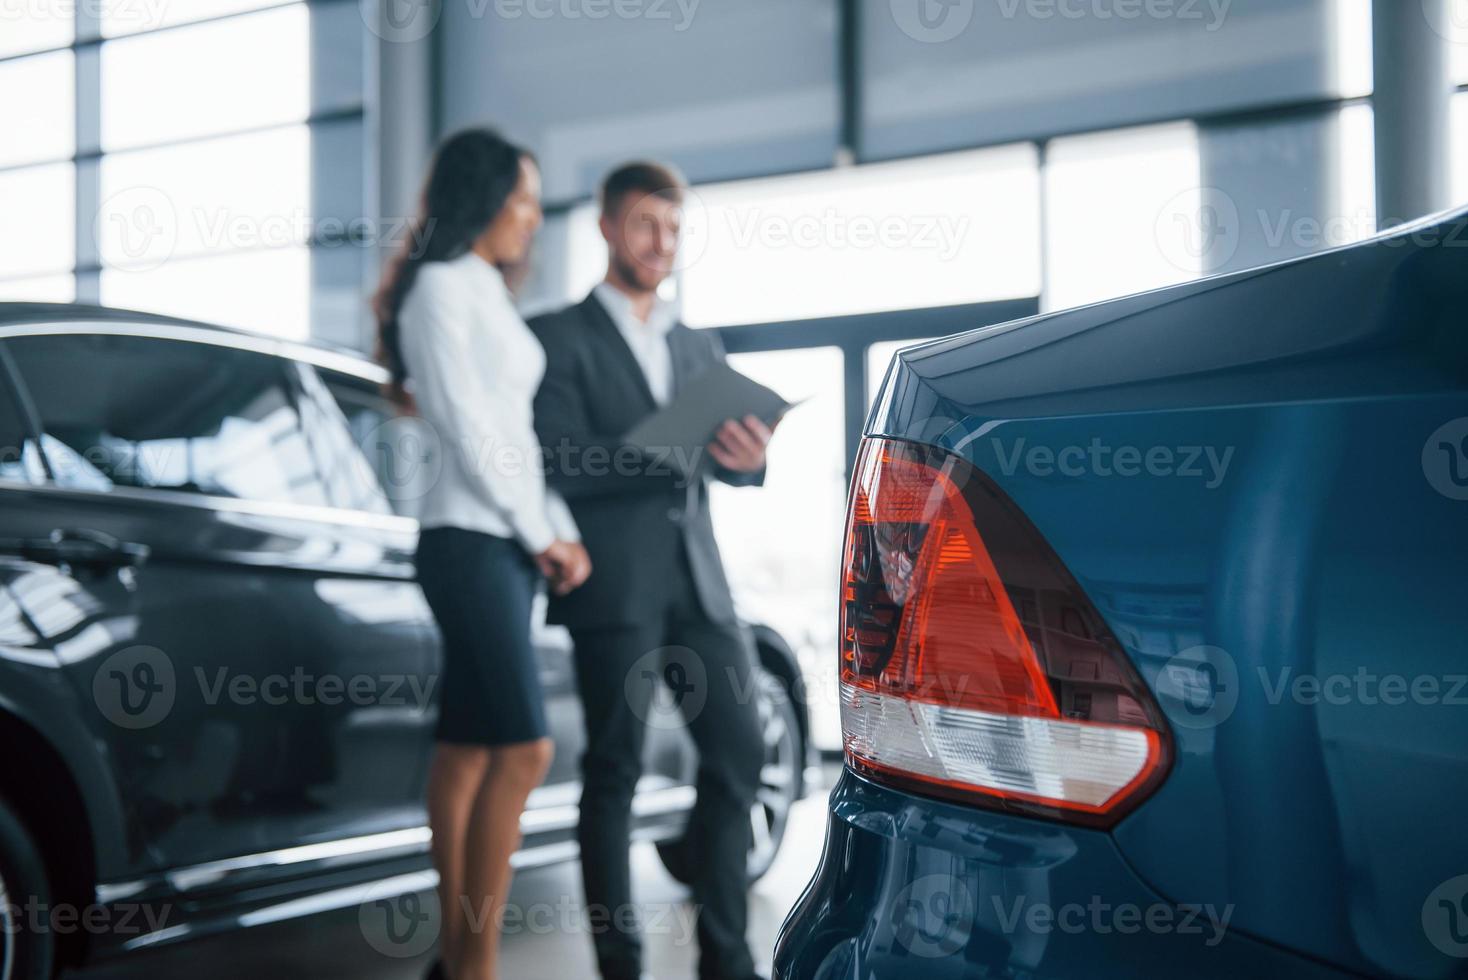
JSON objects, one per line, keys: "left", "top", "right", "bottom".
{"left": 397, "top": 251, "right": 569, "bottom": 554}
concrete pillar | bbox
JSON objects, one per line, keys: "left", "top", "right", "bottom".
{"left": 1373, "top": 0, "right": 1455, "bottom": 228}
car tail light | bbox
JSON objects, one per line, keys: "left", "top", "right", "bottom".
{"left": 840, "top": 438, "right": 1170, "bottom": 826}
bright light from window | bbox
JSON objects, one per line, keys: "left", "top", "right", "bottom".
{"left": 681, "top": 145, "right": 1042, "bottom": 327}
{"left": 101, "top": 247, "right": 311, "bottom": 339}
{"left": 0, "top": 274, "right": 76, "bottom": 304}
{"left": 1456, "top": 94, "right": 1468, "bottom": 206}
{"left": 1044, "top": 121, "right": 1202, "bottom": 312}
{"left": 103, "top": 0, "right": 294, "bottom": 37}
{"left": 1334, "top": 103, "right": 1377, "bottom": 238}
{"left": 101, "top": 5, "right": 311, "bottom": 151}
{"left": 99, "top": 126, "right": 311, "bottom": 268}
{"left": 0, "top": 0, "right": 73, "bottom": 57}
{"left": 0, "top": 163, "right": 75, "bottom": 279}
{"left": 0, "top": 52, "right": 74, "bottom": 168}
{"left": 866, "top": 338, "right": 934, "bottom": 406}
{"left": 563, "top": 204, "right": 606, "bottom": 301}
{"left": 710, "top": 346, "right": 846, "bottom": 750}
{"left": 1330, "top": 0, "right": 1373, "bottom": 99}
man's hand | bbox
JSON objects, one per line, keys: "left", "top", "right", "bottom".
{"left": 707, "top": 414, "right": 775, "bottom": 474}
{"left": 536, "top": 540, "right": 592, "bottom": 596}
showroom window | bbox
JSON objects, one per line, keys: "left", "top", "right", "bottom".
{"left": 1455, "top": 93, "right": 1468, "bottom": 206}
{"left": 0, "top": 47, "right": 76, "bottom": 304}
{"left": 866, "top": 338, "right": 935, "bottom": 406}
{"left": 1043, "top": 121, "right": 1204, "bottom": 312}
{"left": 0, "top": 0, "right": 367, "bottom": 341}
{"left": 709, "top": 346, "right": 847, "bottom": 750}
{"left": 680, "top": 146, "right": 1042, "bottom": 328}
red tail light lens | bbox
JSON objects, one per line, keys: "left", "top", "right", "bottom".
{"left": 840, "top": 438, "right": 1170, "bottom": 826}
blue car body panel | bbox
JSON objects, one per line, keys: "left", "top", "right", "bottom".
{"left": 777, "top": 209, "right": 1468, "bottom": 978}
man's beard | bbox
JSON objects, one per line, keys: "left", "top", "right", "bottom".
{"left": 611, "top": 252, "right": 667, "bottom": 293}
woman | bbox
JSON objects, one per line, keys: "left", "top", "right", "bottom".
{"left": 375, "top": 129, "right": 591, "bottom": 980}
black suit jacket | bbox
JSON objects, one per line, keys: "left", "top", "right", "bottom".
{"left": 528, "top": 293, "right": 763, "bottom": 630}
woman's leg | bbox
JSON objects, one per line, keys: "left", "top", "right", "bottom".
{"left": 453, "top": 736, "right": 555, "bottom": 980}
{"left": 428, "top": 742, "right": 492, "bottom": 972}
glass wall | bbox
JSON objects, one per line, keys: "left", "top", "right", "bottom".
{"left": 682, "top": 146, "right": 1042, "bottom": 327}
{"left": 0, "top": 0, "right": 367, "bottom": 339}
{"left": 710, "top": 348, "right": 848, "bottom": 749}
{"left": 0, "top": 46, "right": 75, "bottom": 303}
{"left": 1456, "top": 92, "right": 1468, "bottom": 206}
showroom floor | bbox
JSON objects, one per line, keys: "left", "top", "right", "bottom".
{"left": 69, "top": 770, "right": 832, "bottom": 980}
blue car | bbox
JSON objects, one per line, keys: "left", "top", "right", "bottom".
{"left": 774, "top": 207, "right": 1468, "bottom": 979}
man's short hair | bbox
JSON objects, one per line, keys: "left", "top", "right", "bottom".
{"left": 599, "top": 161, "right": 686, "bottom": 217}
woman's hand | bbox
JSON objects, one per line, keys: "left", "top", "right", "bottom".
{"left": 536, "top": 540, "right": 592, "bottom": 596}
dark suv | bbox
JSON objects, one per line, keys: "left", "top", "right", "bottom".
{"left": 0, "top": 303, "right": 810, "bottom": 979}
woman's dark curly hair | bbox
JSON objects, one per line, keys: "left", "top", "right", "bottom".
{"left": 373, "top": 128, "right": 533, "bottom": 406}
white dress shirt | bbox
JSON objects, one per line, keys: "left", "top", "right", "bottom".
{"left": 398, "top": 251, "right": 573, "bottom": 554}
{"left": 592, "top": 282, "right": 677, "bottom": 406}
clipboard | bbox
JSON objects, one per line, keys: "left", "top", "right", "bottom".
{"left": 622, "top": 363, "right": 798, "bottom": 477}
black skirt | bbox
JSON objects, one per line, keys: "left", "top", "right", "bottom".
{"left": 415, "top": 527, "right": 547, "bottom": 745}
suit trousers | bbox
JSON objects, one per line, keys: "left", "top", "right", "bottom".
{"left": 570, "top": 545, "right": 764, "bottom": 980}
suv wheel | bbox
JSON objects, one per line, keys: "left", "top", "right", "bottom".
{"left": 656, "top": 666, "right": 803, "bottom": 885}
{"left": 0, "top": 798, "right": 54, "bottom": 979}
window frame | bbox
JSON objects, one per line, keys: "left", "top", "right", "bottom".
{"left": 0, "top": 342, "right": 49, "bottom": 486}
{"left": 0, "top": 320, "right": 415, "bottom": 533}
